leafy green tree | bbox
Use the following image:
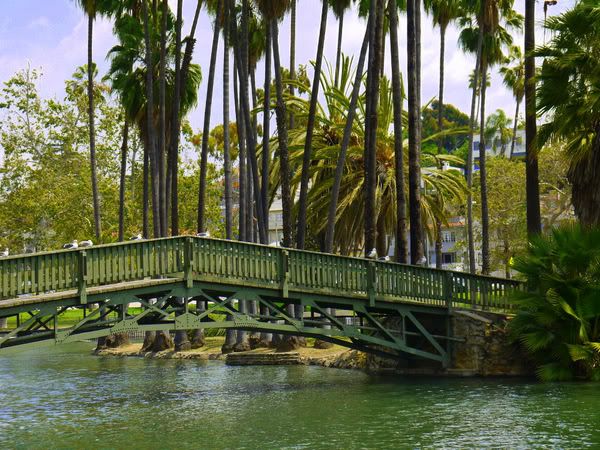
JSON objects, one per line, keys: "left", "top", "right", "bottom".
{"left": 509, "top": 224, "right": 600, "bottom": 381}
{"left": 474, "top": 157, "right": 526, "bottom": 277}
{"left": 422, "top": 101, "right": 470, "bottom": 154}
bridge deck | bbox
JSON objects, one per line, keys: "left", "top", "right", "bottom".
{"left": 0, "top": 236, "right": 521, "bottom": 313}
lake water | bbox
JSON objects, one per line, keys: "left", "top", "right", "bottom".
{"left": 1, "top": 343, "right": 599, "bottom": 449}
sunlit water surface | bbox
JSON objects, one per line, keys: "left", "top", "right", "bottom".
{"left": 1, "top": 343, "right": 599, "bottom": 449}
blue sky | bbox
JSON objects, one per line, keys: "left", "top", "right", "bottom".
{"left": 0, "top": 0, "right": 576, "bottom": 135}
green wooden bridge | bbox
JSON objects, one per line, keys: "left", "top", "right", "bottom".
{"left": 0, "top": 236, "right": 521, "bottom": 366}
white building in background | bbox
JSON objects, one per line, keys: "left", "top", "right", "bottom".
{"left": 473, "top": 129, "right": 525, "bottom": 160}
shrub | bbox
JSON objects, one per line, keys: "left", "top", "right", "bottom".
{"left": 509, "top": 224, "right": 600, "bottom": 381}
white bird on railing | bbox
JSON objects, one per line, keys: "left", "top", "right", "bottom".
{"left": 79, "top": 240, "right": 94, "bottom": 247}
{"left": 0, "top": 248, "right": 8, "bottom": 258}
{"left": 129, "top": 233, "right": 143, "bottom": 241}
{"left": 367, "top": 248, "right": 377, "bottom": 259}
{"left": 196, "top": 231, "right": 210, "bottom": 238}
{"left": 378, "top": 256, "right": 391, "bottom": 262}
{"left": 63, "top": 240, "right": 78, "bottom": 249}
{"left": 417, "top": 256, "right": 427, "bottom": 266}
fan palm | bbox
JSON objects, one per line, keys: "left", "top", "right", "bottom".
{"left": 106, "top": 7, "right": 201, "bottom": 234}
{"left": 269, "top": 59, "right": 467, "bottom": 255}
{"left": 509, "top": 224, "right": 600, "bottom": 381}
{"left": 535, "top": 0, "right": 600, "bottom": 226}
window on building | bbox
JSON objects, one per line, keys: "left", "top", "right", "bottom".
{"left": 442, "top": 231, "right": 456, "bottom": 243}
{"left": 442, "top": 252, "right": 456, "bottom": 264}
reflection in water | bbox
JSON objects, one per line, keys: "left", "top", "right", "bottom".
{"left": 1, "top": 343, "right": 599, "bottom": 449}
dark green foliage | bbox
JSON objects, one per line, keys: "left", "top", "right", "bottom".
{"left": 421, "top": 101, "right": 469, "bottom": 153}
{"left": 509, "top": 224, "right": 600, "bottom": 381}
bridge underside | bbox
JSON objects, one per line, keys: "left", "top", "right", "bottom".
{"left": 0, "top": 280, "right": 453, "bottom": 365}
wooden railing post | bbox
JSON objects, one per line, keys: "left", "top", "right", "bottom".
{"left": 367, "top": 261, "right": 376, "bottom": 307}
{"left": 443, "top": 271, "right": 453, "bottom": 310}
{"left": 184, "top": 237, "right": 194, "bottom": 288}
{"left": 78, "top": 250, "right": 88, "bottom": 305}
{"left": 279, "top": 250, "right": 289, "bottom": 298}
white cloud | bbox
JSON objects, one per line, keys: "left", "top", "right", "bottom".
{"left": 27, "top": 16, "right": 50, "bottom": 30}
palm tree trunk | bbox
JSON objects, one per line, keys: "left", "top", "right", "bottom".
{"left": 87, "top": 15, "right": 101, "bottom": 241}
{"left": 272, "top": 20, "right": 293, "bottom": 248}
{"left": 479, "top": 59, "right": 490, "bottom": 275}
{"left": 389, "top": 1, "right": 408, "bottom": 263}
{"left": 525, "top": 0, "right": 541, "bottom": 235}
{"left": 407, "top": 0, "right": 424, "bottom": 265}
{"left": 466, "top": 5, "right": 484, "bottom": 274}
{"left": 435, "top": 219, "right": 443, "bottom": 268}
{"left": 118, "top": 121, "right": 129, "bottom": 242}
{"left": 223, "top": 0, "right": 233, "bottom": 240}
{"left": 158, "top": 0, "right": 168, "bottom": 237}
{"left": 170, "top": 0, "right": 184, "bottom": 236}
{"left": 289, "top": 0, "right": 296, "bottom": 130}
{"left": 142, "top": 0, "right": 161, "bottom": 238}
{"left": 296, "top": 0, "right": 328, "bottom": 250}
{"left": 235, "top": 0, "right": 267, "bottom": 243}
{"left": 143, "top": 143, "right": 149, "bottom": 238}
{"left": 510, "top": 98, "right": 519, "bottom": 158}
{"left": 262, "top": 25, "right": 272, "bottom": 236}
{"left": 197, "top": 2, "right": 222, "bottom": 234}
{"left": 334, "top": 12, "right": 344, "bottom": 89}
{"left": 365, "top": 0, "right": 384, "bottom": 255}
{"left": 324, "top": 22, "right": 370, "bottom": 254}
{"left": 179, "top": 0, "right": 202, "bottom": 98}
{"left": 234, "top": 61, "right": 247, "bottom": 241}
{"left": 437, "top": 24, "right": 446, "bottom": 155}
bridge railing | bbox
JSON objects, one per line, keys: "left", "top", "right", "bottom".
{"left": 0, "top": 236, "right": 521, "bottom": 312}
{"left": 0, "top": 237, "right": 185, "bottom": 301}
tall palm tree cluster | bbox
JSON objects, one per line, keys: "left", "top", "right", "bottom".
{"left": 75, "top": 0, "right": 559, "bottom": 281}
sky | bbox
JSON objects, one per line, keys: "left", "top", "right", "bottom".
{"left": 0, "top": 0, "right": 577, "bottom": 138}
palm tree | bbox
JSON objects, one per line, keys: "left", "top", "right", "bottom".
{"left": 223, "top": 0, "right": 233, "bottom": 239}
{"left": 499, "top": 45, "right": 524, "bottom": 158}
{"left": 75, "top": 0, "right": 102, "bottom": 241}
{"left": 423, "top": 0, "right": 462, "bottom": 268}
{"left": 289, "top": 0, "right": 297, "bottom": 129}
{"left": 324, "top": 25, "right": 370, "bottom": 254}
{"left": 423, "top": 0, "right": 462, "bottom": 160}
{"left": 389, "top": 0, "right": 408, "bottom": 263}
{"left": 118, "top": 121, "right": 129, "bottom": 241}
{"left": 330, "top": 0, "right": 353, "bottom": 89}
{"left": 234, "top": 0, "right": 267, "bottom": 244}
{"left": 460, "top": 0, "right": 522, "bottom": 274}
{"left": 485, "top": 109, "right": 512, "bottom": 157}
{"left": 269, "top": 61, "right": 467, "bottom": 256}
{"left": 525, "top": 0, "right": 541, "bottom": 235}
{"left": 407, "top": 0, "right": 424, "bottom": 264}
{"left": 198, "top": 0, "right": 223, "bottom": 234}
{"left": 296, "top": 0, "right": 329, "bottom": 250}
{"left": 535, "top": 0, "right": 600, "bottom": 226}
{"left": 197, "top": 0, "right": 223, "bottom": 233}
{"left": 364, "top": 0, "right": 384, "bottom": 255}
